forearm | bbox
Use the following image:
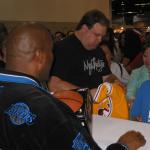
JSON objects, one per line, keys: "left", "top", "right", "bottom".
{"left": 53, "top": 80, "right": 79, "bottom": 91}
{"left": 48, "top": 76, "right": 79, "bottom": 92}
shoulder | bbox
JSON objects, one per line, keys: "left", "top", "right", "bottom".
{"left": 15, "top": 84, "right": 73, "bottom": 115}
{"left": 54, "top": 34, "right": 77, "bottom": 47}
{"left": 54, "top": 34, "right": 79, "bottom": 54}
{"left": 111, "top": 62, "right": 123, "bottom": 72}
{"left": 135, "top": 80, "right": 150, "bottom": 98}
{"left": 131, "top": 65, "right": 144, "bottom": 73}
{"left": 111, "top": 62, "right": 119, "bottom": 68}
{"left": 4, "top": 83, "right": 53, "bottom": 103}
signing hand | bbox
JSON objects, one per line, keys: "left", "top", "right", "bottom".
{"left": 118, "top": 130, "right": 146, "bottom": 150}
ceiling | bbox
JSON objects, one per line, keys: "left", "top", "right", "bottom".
{"left": 111, "top": 0, "right": 150, "bottom": 25}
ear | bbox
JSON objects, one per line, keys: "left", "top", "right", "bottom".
{"left": 82, "top": 25, "right": 89, "bottom": 31}
{"left": 34, "top": 49, "right": 45, "bottom": 72}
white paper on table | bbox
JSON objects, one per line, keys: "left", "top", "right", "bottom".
{"left": 92, "top": 115, "right": 150, "bottom": 150}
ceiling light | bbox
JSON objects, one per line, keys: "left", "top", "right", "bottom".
{"left": 135, "top": 3, "right": 150, "bottom": 6}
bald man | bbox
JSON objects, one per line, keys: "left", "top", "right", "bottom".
{"left": 0, "top": 24, "right": 146, "bottom": 150}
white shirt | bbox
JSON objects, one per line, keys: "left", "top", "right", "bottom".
{"left": 110, "top": 61, "right": 130, "bottom": 85}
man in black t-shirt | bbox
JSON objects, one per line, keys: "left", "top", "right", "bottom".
{"left": 0, "top": 23, "right": 146, "bottom": 150}
{"left": 49, "top": 10, "right": 119, "bottom": 93}
{"left": 51, "top": 34, "right": 110, "bottom": 89}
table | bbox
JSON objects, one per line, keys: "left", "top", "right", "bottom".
{"left": 92, "top": 115, "right": 150, "bottom": 150}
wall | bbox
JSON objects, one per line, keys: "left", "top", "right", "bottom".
{"left": 0, "top": 0, "right": 111, "bottom": 33}
{"left": 0, "top": 0, "right": 111, "bottom": 22}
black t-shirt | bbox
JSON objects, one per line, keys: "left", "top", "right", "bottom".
{"left": 0, "top": 71, "right": 128, "bottom": 150}
{"left": 51, "top": 34, "right": 111, "bottom": 89}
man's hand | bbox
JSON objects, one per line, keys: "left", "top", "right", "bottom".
{"left": 118, "top": 130, "right": 146, "bottom": 150}
{"left": 48, "top": 76, "right": 79, "bottom": 92}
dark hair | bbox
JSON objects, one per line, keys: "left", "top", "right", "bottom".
{"left": 54, "top": 31, "right": 66, "bottom": 42}
{"left": 55, "top": 31, "right": 66, "bottom": 38}
{"left": 76, "top": 9, "right": 109, "bottom": 30}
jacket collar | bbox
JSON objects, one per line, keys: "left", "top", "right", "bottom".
{"left": 0, "top": 70, "right": 41, "bottom": 88}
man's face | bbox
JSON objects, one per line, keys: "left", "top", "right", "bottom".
{"left": 84, "top": 23, "right": 107, "bottom": 50}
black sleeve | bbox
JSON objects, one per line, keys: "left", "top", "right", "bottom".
{"left": 48, "top": 121, "right": 101, "bottom": 150}
{"left": 106, "top": 143, "right": 128, "bottom": 150}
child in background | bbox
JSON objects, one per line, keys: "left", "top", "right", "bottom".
{"left": 101, "top": 44, "right": 130, "bottom": 85}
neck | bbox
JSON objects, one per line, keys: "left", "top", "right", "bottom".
{"left": 6, "top": 61, "right": 38, "bottom": 80}
{"left": 74, "top": 31, "right": 82, "bottom": 42}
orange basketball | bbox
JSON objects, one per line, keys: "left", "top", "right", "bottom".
{"left": 53, "top": 90, "right": 83, "bottom": 112}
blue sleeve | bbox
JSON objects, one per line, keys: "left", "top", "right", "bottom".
{"left": 130, "top": 85, "right": 144, "bottom": 119}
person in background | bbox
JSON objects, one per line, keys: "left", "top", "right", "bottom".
{"left": 122, "top": 21, "right": 145, "bottom": 73}
{"left": 101, "top": 43, "right": 130, "bottom": 85}
{"left": 0, "top": 23, "right": 146, "bottom": 150}
{"left": 126, "top": 27, "right": 150, "bottom": 75}
{"left": 145, "top": 27, "right": 150, "bottom": 40}
{"left": 113, "top": 31, "right": 123, "bottom": 63}
{"left": 49, "top": 9, "right": 120, "bottom": 94}
{"left": 100, "top": 28, "right": 130, "bottom": 85}
{"left": 54, "top": 31, "right": 66, "bottom": 42}
{"left": 102, "top": 28, "right": 123, "bottom": 63}
{"left": 66, "top": 30, "right": 74, "bottom": 36}
{"left": 126, "top": 37, "right": 150, "bottom": 108}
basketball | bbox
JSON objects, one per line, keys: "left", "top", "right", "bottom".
{"left": 53, "top": 90, "right": 83, "bottom": 112}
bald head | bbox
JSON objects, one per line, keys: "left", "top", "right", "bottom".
{"left": 5, "top": 23, "right": 53, "bottom": 81}
{"left": 6, "top": 23, "right": 52, "bottom": 58}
